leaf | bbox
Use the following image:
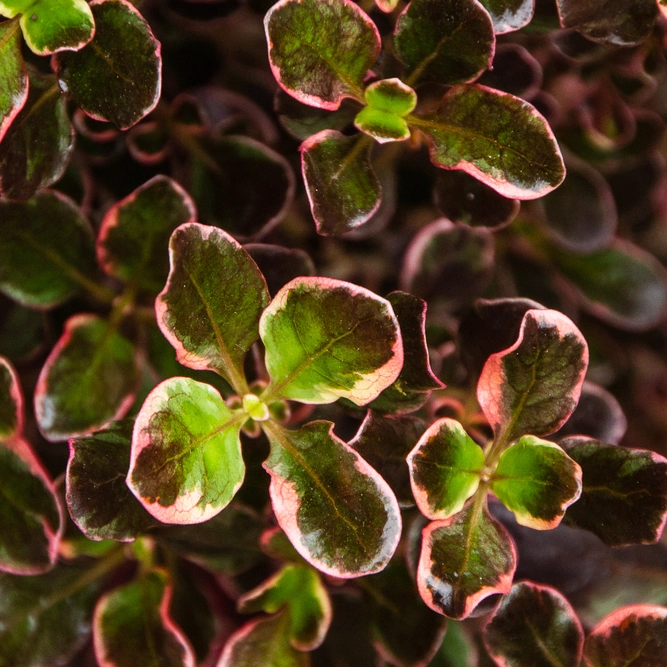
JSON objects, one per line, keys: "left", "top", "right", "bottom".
{"left": 260, "top": 277, "right": 403, "bottom": 406}
{"left": 263, "top": 420, "right": 402, "bottom": 578}
{"left": 239, "top": 564, "right": 332, "bottom": 651}
{"left": 0, "top": 562, "right": 101, "bottom": 667}
{"left": 410, "top": 84, "right": 565, "bottom": 199}
{"left": 478, "top": 43, "right": 542, "bottom": 98}
{"left": 0, "top": 19, "right": 27, "bottom": 142}
{"left": 128, "top": 377, "right": 245, "bottom": 524}
{"left": 54, "top": 0, "right": 161, "bottom": 129}
{"left": 0, "top": 190, "right": 96, "bottom": 308}
{"left": 0, "top": 70, "right": 73, "bottom": 200}
{"left": 156, "top": 223, "right": 269, "bottom": 391}
{"left": 394, "top": 0, "right": 495, "bottom": 87}
{"left": 94, "top": 569, "right": 195, "bottom": 667}
{"left": 584, "top": 605, "right": 667, "bottom": 667}
{"left": 491, "top": 436, "right": 582, "bottom": 530}
{"left": 418, "top": 503, "right": 516, "bottom": 619}
{"left": 0, "top": 356, "right": 21, "bottom": 439}
{"left": 245, "top": 244, "right": 316, "bottom": 297}
{"left": 35, "top": 314, "right": 140, "bottom": 441}
{"left": 20, "top": 0, "right": 94, "bottom": 56}
{"left": 478, "top": 0, "right": 534, "bottom": 33}
{"left": 408, "top": 418, "right": 485, "bottom": 520}
{"left": 556, "top": 0, "right": 658, "bottom": 46}
{"left": 219, "top": 609, "right": 308, "bottom": 667}
{"left": 0, "top": 297, "right": 45, "bottom": 363}
{"left": 301, "top": 130, "right": 381, "bottom": 235}
{"left": 67, "top": 420, "right": 156, "bottom": 542}
{"left": 97, "top": 176, "right": 196, "bottom": 292}
{"left": 484, "top": 582, "right": 584, "bottom": 667}
{"left": 354, "top": 79, "right": 416, "bottom": 143}
{"left": 264, "top": 0, "right": 379, "bottom": 110}
{"left": 477, "top": 309, "right": 588, "bottom": 442}
{"left": 369, "top": 291, "right": 444, "bottom": 414}
{"left": 561, "top": 437, "right": 667, "bottom": 546}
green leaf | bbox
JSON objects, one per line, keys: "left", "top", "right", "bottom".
{"left": 0, "top": 356, "right": 21, "bottom": 440}
{"left": 54, "top": 0, "right": 161, "bottom": 129}
{"left": 263, "top": 420, "right": 402, "bottom": 578}
{"left": 584, "top": 605, "right": 667, "bottom": 667}
{"left": 157, "top": 223, "right": 269, "bottom": 392}
{"left": 491, "top": 435, "right": 582, "bottom": 530}
{"left": 0, "top": 19, "right": 27, "bottom": 142}
{"left": 128, "top": 377, "right": 245, "bottom": 524}
{"left": 301, "top": 130, "right": 381, "bottom": 235}
{"left": 0, "top": 297, "right": 45, "bottom": 363}
{"left": 67, "top": 420, "right": 156, "bottom": 542}
{"left": 0, "top": 562, "right": 101, "bottom": 667}
{"left": 556, "top": 0, "right": 658, "bottom": 46}
{"left": 410, "top": 84, "right": 565, "bottom": 199}
{"left": 260, "top": 277, "right": 403, "bottom": 406}
{"left": 264, "top": 0, "right": 379, "bottom": 109}
{"left": 477, "top": 308, "right": 588, "bottom": 442}
{"left": 94, "top": 569, "right": 195, "bottom": 667}
{"left": 35, "top": 314, "right": 140, "bottom": 441}
{"left": 239, "top": 564, "right": 332, "bottom": 651}
{"left": 478, "top": 0, "right": 534, "bottom": 33}
{"left": 0, "top": 0, "right": 32, "bottom": 18}
{"left": 394, "top": 0, "right": 495, "bottom": 86}
{"left": 408, "top": 418, "right": 485, "bottom": 520}
{"left": 0, "top": 70, "right": 73, "bottom": 200}
{"left": 0, "top": 190, "right": 96, "bottom": 308}
{"left": 219, "top": 609, "right": 308, "bottom": 667}
{"left": 418, "top": 502, "right": 516, "bottom": 619}
{"left": 97, "top": 176, "right": 196, "bottom": 292}
{"left": 20, "top": 0, "right": 94, "bottom": 56}
{"left": 354, "top": 79, "right": 416, "bottom": 143}
{"left": 484, "top": 582, "right": 584, "bottom": 667}
{"left": 562, "top": 437, "right": 667, "bottom": 546}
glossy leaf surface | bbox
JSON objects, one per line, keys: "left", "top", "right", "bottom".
{"left": 408, "top": 418, "right": 485, "bottom": 520}
{"left": 94, "top": 569, "right": 195, "bottom": 667}
{"left": 265, "top": 0, "right": 379, "bottom": 109}
{"left": 562, "top": 437, "right": 667, "bottom": 546}
{"left": 492, "top": 436, "right": 582, "bottom": 530}
{"left": 354, "top": 79, "right": 416, "bottom": 143}
{"left": 0, "top": 357, "right": 21, "bottom": 439}
{"left": 0, "top": 71, "right": 73, "bottom": 200}
{"left": 261, "top": 277, "right": 402, "bottom": 406}
{"left": 484, "top": 582, "right": 584, "bottom": 667}
{"left": 98, "top": 176, "right": 196, "bottom": 292}
{"left": 418, "top": 503, "right": 516, "bottom": 619}
{"left": 301, "top": 130, "right": 381, "bottom": 235}
{"left": 54, "top": 0, "right": 161, "bottom": 129}
{"left": 0, "top": 191, "right": 96, "bottom": 308}
{"left": 478, "top": 0, "right": 534, "bottom": 33}
{"left": 128, "top": 377, "right": 245, "bottom": 524}
{"left": 35, "top": 315, "right": 139, "bottom": 441}
{"left": 394, "top": 0, "right": 494, "bottom": 86}
{"left": 411, "top": 84, "right": 565, "bottom": 199}
{"left": 67, "top": 420, "right": 155, "bottom": 542}
{"left": 477, "top": 309, "right": 588, "bottom": 442}
{"left": 0, "top": 20, "right": 27, "bottom": 142}
{"left": 263, "top": 421, "right": 402, "bottom": 578}
{"left": 157, "top": 223, "right": 269, "bottom": 390}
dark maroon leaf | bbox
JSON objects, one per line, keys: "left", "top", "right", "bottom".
{"left": 478, "top": 44, "right": 542, "bottom": 98}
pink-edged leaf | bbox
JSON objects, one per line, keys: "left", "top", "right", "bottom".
{"left": 410, "top": 84, "right": 565, "bottom": 199}
{"left": 94, "top": 569, "right": 195, "bottom": 667}
{"left": 263, "top": 420, "right": 402, "bottom": 578}
{"left": 561, "top": 436, "right": 667, "bottom": 546}
{"left": 54, "top": 0, "right": 162, "bottom": 129}
{"left": 0, "top": 19, "right": 27, "bottom": 143}
{"left": 156, "top": 223, "right": 269, "bottom": 392}
{"left": 260, "top": 277, "right": 403, "bottom": 406}
{"left": 0, "top": 356, "right": 22, "bottom": 440}
{"left": 238, "top": 563, "right": 332, "bottom": 651}
{"left": 126, "top": 120, "right": 169, "bottom": 165}
{"left": 491, "top": 436, "right": 582, "bottom": 530}
{"left": 35, "top": 314, "right": 140, "bottom": 442}
{"left": 97, "top": 176, "right": 196, "bottom": 292}
{"left": 301, "top": 130, "right": 381, "bottom": 235}
{"left": 478, "top": 0, "right": 534, "bottom": 33}
{"left": 584, "top": 605, "right": 667, "bottom": 667}
{"left": 484, "top": 582, "right": 584, "bottom": 667}
{"left": 128, "top": 377, "right": 245, "bottom": 525}
{"left": 264, "top": 0, "right": 379, "bottom": 110}
{"left": 394, "top": 0, "right": 495, "bottom": 87}
{"left": 418, "top": 502, "right": 516, "bottom": 619}
{"left": 408, "top": 418, "right": 485, "bottom": 520}
{"left": 477, "top": 309, "right": 588, "bottom": 442}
